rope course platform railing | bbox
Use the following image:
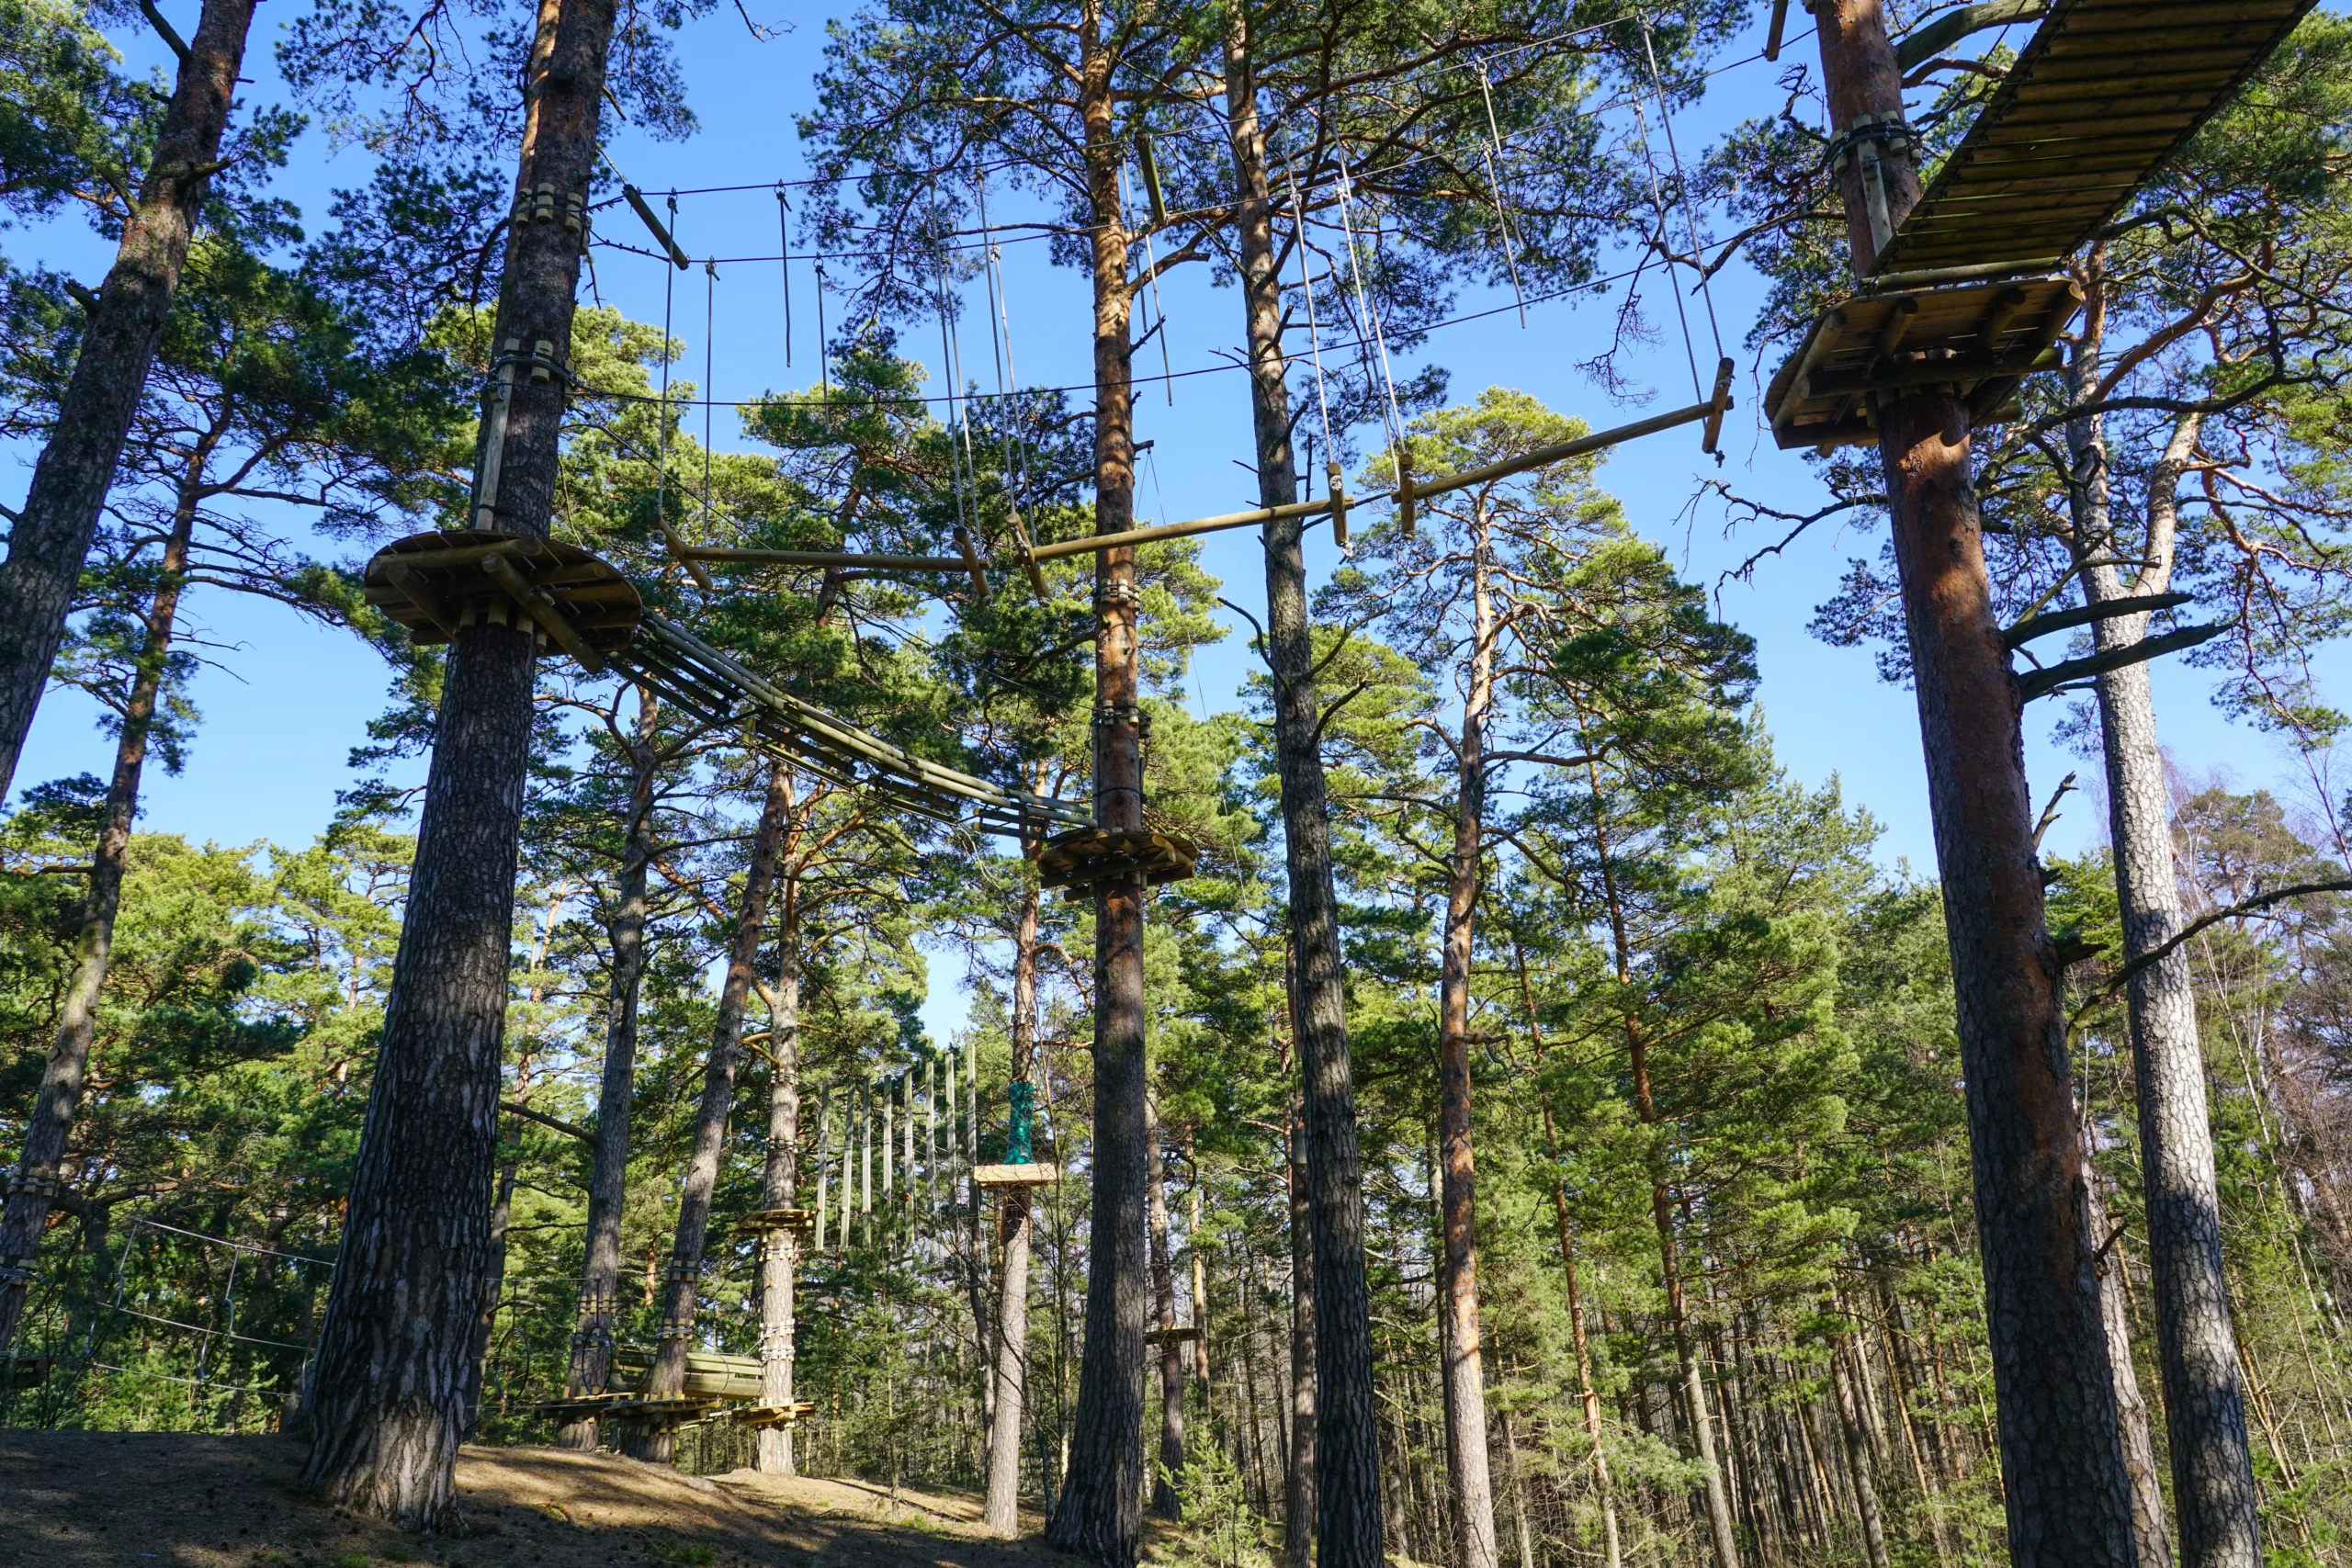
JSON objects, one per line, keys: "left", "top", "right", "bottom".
{"left": 1872, "top": 0, "right": 2319, "bottom": 277}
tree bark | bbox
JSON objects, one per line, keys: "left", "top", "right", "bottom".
{"left": 0, "top": 486, "right": 197, "bottom": 1348}
{"left": 0, "top": 0, "right": 256, "bottom": 799}
{"left": 1437, "top": 502, "right": 1500, "bottom": 1568}
{"left": 986, "top": 881, "right": 1042, "bottom": 1537}
{"left": 1830, "top": 1336, "right": 1894, "bottom": 1568}
{"left": 1807, "top": 4, "right": 2137, "bottom": 1562}
{"left": 639, "top": 756, "right": 795, "bottom": 1462}
{"left": 757, "top": 877, "right": 803, "bottom": 1475}
{"left": 2072, "top": 375, "right": 2259, "bottom": 1567}
{"left": 301, "top": 0, "right": 614, "bottom": 1527}
{"left": 1286, "top": 1098, "right": 1317, "bottom": 1568}
{"left": 1044, "top": 9, "right": 1148, "bottom": 1562}
{"left": 1220, "top": 19, "right": 1384, "bottom": 1568}
{"left": 560, "top": 688, "right": 660, "bottom": 1450}
{"left": 2086, "top": 1164, "right": 2174, "bottom": 1568}
{"left": 1148, "top": 1105, "right": 1186, "bottom": 1517}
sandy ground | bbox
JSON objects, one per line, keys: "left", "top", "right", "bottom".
{"left": 0, "top": 1430, "right": 1057, "bottom": 1568}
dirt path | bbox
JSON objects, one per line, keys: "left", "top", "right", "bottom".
{"left": 0, "top": 1430, "right": 1056, "bottom": 1568}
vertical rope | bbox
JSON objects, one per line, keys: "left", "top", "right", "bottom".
{"left": 656, "top": 197, "right": 678, "bottom": 546}
{"left": 1640, "top": 18, "right": 1727, "bottom": 366}
{"left": 1333, "top": 162, "right": 1407, "bottom": 484}
{"left": 1630, "top": 102, "right": 1705, "bottom": 401}
{"left": 776, "top": 187, "right": 793, "bottom": 367}
{"left": 1283, "top": 162, "right": 1338, "bottom": 470}
{"left": 702, "top": 259, "right": 718, "bottom": 532}
{"left": 1476, "top": 62, "right": 1529, "bottom": 328}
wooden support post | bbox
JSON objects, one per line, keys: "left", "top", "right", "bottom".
{"left": 481, "top": 552, "right": 606, "bottom": 674}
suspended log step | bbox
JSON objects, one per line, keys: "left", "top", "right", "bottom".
{"left": 1763, "top": 274, "right": 2081, "bottom": 449}
{"left": 1872, "top": 0, "right": 2317, "bottom": 276}
{"left": 1036, "top": 827, "right": 1199, "bottom": 899}
{"left": 974, "top": 1162, "right": 1063, "bottom": 1187}
{"left": 740, "top": 1206, "right": 817, "bottom": 1232}
{"left": 729, "top": 1401, "right": 819, "bottom": 1427}
{"left": 526, "top": 1392, "right": 639, "bottom": 1417}
{"left": 362, "top": 530, "right": 641, "bottom": 673}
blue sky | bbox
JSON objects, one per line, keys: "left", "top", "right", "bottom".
{"left": 10, "top": 0, "right": 2346, "bottom": 1035}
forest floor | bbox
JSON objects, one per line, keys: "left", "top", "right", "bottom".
{"left": 0, "top": 1430, "right": 1062, "bottom": 1568}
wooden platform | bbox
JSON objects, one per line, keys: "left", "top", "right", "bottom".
{"left": 740, "top": 1207, "right": 815, "bottom": 1232}
{"left": 362, "top": 531, "right": 641, "bottom": 670}
{"left": 729, "top": 1400, "right": 817, "bottom": 1427}
{"left": 1036, "top": 828, "right": 1199, "bottom": 898}
{"left": 1145, "top": 1324, "right": 1201, "bottom": 1347}
{"left": 1874, "top": 0, "right": 2316, "bottom": 275}
{"left": 1764, "top": 274, "right": 2081, "bottom": 447}
{"left": 974, "top": 1162, "right": 1061, "bottom": 1187}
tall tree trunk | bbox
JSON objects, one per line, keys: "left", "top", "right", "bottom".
{"left": 639, "top": 755, "right": 795, "bottom": 1462}
{"left": 1547, "top": 1163, "right": 1623, "bottom": 1568}
{"left": 1286, "top": 1096, "right": 1317, "bottom": 1568}
{"left": 0, "top": 485, "right": 197, "bottom": 1348}
{"left": 986, "top": 882, "right": 1043, "bottom": 1537}
{"left": 2086, "top": 1163, "right": 2174, "bottom": 1568}
{"left": 1830, "top": 1334, "right": 1894, "bottom": 1568}
{"left": 1806, "top": 4, "right": 2136, "bottom": 1562}
{"left": 1044, "top": 10, "right": 1148, "bottom": 1562}
{"left": 757, "top": 878, "right": 803, "bottom": 1475}
{"left": 2071, "top": 346, "right": 2258, "bottom": 1566}
{"left": 1148, "top": 1105, "right": 1186, "bottom": 1517}
{"left": 560, "top": 687, "right": 660, "bottom": 1450}
{"left": 0, "top": 0, "right": 256, "bottom": 798}
{"left": 301, "top": 0, "right": 614, "bottom": 1527}
{"left": 1437, "top": 504, "right": 1500, "bottom": 1568}
{"left": 1220, "top": 19, "right": 1384, "bottom": 1568}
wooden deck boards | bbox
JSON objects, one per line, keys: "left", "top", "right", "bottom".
{"left": 1762, "top": 275, "right": 2083, "bottom": 449}
{"left": 1874, "top": 0, "right": 2315, "bottom": 275}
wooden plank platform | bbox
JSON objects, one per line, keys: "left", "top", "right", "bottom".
{"left": 974, "top": 1162, "right": 1062, "bottom": 1187}
{"left": 1036, "top": 827, "right": 1199, "bottom": 899}
{"left": 740, "top": 1207, "right": 816, "bottom": 1232}
{"left": 363, "top": 531, "right": 641, "bottom": 669}
{"left": 1875, "top": 0, "right": 2316, "bottom": 274}
{"left": 729, "top": 1401, "right": 818, "bottom": 1427}
{"left": 1764, "top": 274, "right": 2082, "bottom": 448}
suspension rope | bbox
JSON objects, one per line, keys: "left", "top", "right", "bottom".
{"left": 1333, "top": 163, "right": 1408, "bottom": 491}
{"left": 1630, "top": 100, "right": 1705, "bottom": 402}
{"left": 656, "top": 198, "right": 680, "bottom": 548}
{"left": 776, "top": 186, "right": 795, "bottom": 367}
{"left": 702, "top": 259, "right": 718, "bottom": 532}
{"left": 1283, "top": 161, "right": 1338, "bottom": 484}
{"left": 1640, "top": 18, "right": 1728, "bottom": 367}
{"left": 1476, "top": 62, "right": 1530, "bottom": 328}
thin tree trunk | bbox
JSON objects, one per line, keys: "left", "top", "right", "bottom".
{"left": 1286, "top": 1096, "right": 1317, "bottom": 1568}
{"left": 1830, "top": 1335, "right": 1894, "bottom": 1568}
{"left": 1549, "top": 1169, "right": 1623, "bottom": 1568}
{"left": 1044, "top": 11, "right": 1148, "bottom": 1562}
{"left": 1437, "top": 503, "right": 1500, "bottom": 1568}
{"left": 986, "top": 881, "right": 1042, "bottom": 1537}
{"left": 301, "top": 0, "right": 615, "bottom": 1527}
{"left": 1148, "top": 1105, "right": 1186, "bottom": 1517}
{"left": 561, "top": 688, "right": 660, "bottom": 1450}
{"left": 757, "top": 877, "right": 803, "bottom": 1475}
{"left": 640, "top": 755, "right": 795, "bottom": 1461}
{"left": 1806, "top": 5, "right": 2136, "bottom": 1562}
{"left": 1220, "top": 19, "right": 1383, "bottom": 1567}
{"left": 2073, "top": 372, "right": 2258, "bottom": 1568}
{"left": 2086, "top": 1151, "right": 2175, "bottom": 1568}
{"left": 0, "top": 0, "right": 256, "bottom": 797}
{"left": 0, "top": 485, "right": 197, "bottom": 1347}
